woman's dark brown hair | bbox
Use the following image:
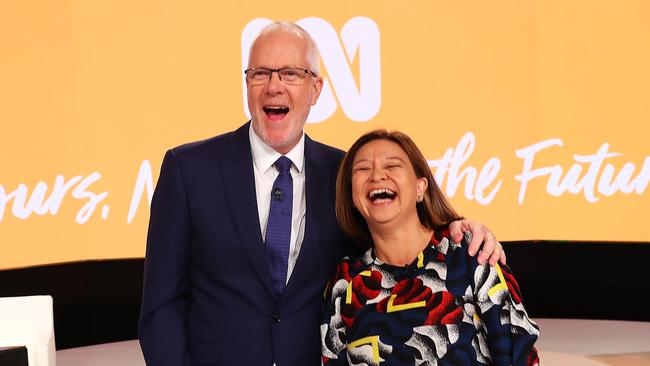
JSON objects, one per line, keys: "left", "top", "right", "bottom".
{"left": 336, "top": 129, "right": 462, "bottom": 249}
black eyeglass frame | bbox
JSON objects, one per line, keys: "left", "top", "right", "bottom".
{"left": 244, "top": 67, "right": 318, "bottom": 84}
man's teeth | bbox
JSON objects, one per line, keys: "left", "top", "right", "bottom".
{"left": 264, "top": 106, "right": 289, "bottom": 113}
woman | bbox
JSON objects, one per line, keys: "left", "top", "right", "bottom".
{"left": 321, "top": 130, "right": 539, "bottom": 366}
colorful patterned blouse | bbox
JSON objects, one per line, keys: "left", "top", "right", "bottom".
{"left": 321, "top": 229, "right": 539, "bottom": 366}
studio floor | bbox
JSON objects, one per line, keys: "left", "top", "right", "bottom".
{"left": 57, "top": 318, "right": 650, "bottom": 366}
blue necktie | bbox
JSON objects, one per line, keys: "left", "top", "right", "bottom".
{"left": 265, "top": 156, "right": 293, "bottom": 295}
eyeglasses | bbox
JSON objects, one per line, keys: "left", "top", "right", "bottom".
{"left": 244, "top": 67, "right": 317, "bottom": 86}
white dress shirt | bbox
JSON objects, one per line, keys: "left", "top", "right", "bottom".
{"left": 249, "top": 125, "right": 306, "bottom": 283}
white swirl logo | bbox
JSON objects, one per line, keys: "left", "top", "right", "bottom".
{"left": 241, "top": 17, "right": 381, "bottom": 123}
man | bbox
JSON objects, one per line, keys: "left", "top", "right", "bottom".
{"left": 139, "top": 21, "right": 504, "bottom": 365}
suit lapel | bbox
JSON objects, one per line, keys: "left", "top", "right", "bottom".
{"left": 284, "top": 135, "right": 332, "bottom": 295}
{"left": 219, "top": 122, "right": 275, "bottom": 296}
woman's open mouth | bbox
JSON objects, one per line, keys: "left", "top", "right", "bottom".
{"left": 368, "top": 188, "right": 397, "bottom": 204}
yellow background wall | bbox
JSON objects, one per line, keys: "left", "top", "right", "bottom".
{"left": 2, "top": 1, "right": 649, "bottom": 269}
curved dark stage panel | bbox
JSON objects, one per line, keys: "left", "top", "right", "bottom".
{"left": 0, "top": 242, "right": 648, "bottom": 350}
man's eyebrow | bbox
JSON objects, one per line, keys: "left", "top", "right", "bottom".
{"left": 251, "top": 65, "right": 302, "bottom": 69}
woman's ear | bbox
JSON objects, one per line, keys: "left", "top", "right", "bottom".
{"left": 416, "top": 177, "right": 428, "bottom": 201}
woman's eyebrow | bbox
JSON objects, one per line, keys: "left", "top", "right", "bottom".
{"left": 353, "top": 158, "right": 370, "bottom": 166}
{"left": 385, "top": 156, "right": 405, "bottom": 163}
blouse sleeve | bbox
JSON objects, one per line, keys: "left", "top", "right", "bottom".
{"left": 321, "top": 261, "right": 351, "bottom": 365}
{"left": 474, "top": 262, "right": 540, "bottom": 366}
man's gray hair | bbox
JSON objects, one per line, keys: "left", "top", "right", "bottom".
{"left": 250, "top": 21, "right": 321, "bottom": 75}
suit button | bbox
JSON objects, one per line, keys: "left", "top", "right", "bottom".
{"left": 272, "top": 313, "right": 281, "bottom": 324}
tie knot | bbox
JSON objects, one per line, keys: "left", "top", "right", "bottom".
{"left": 274, "top": 156, "right": 293, "bottom": 174}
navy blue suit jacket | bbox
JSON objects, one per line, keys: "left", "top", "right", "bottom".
{"left": 139, "top": 122, "right": 351, "bottom": 365}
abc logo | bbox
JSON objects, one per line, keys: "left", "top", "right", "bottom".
{"left": 241, "top": 17, "right": 381, "bottom": 123}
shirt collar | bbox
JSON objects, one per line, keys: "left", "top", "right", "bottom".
{"left": 249, "top": 123, "right": 305, "bottom": 174}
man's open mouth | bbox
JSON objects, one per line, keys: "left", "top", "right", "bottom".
{"left": 263, "top": 105, "right": 289, "bottom": 120}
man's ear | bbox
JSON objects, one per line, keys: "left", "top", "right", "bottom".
{"left": 310, "top": 76, "right": 324, "bottom": 105}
